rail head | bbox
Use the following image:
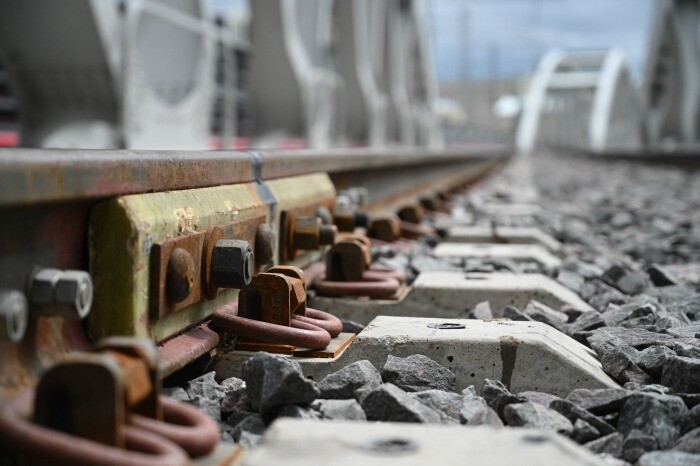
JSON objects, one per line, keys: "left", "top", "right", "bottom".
{"left": 0, "top": 146, "right": 512, "bottom": 206}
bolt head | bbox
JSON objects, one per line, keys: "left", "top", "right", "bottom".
{"left": 293, "top": 216, "right": 322, "bottom": 250}
{"left": 211, "top": 239, "right": 253, "bottom": 289}
{"left": 166, "top": 248, "right": 195, "bottom": 303}
{"left": 255, "top": 224, "right": 276, "bottom": 266}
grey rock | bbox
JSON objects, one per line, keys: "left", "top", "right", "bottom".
{"left": 597, "top": 453, "right": 632, "bottom": 466}
{"left": 522, "top": 300, "right": 567, "bottom": 331}
{"left": 623, "top": 382, "right": 670, "bottom": 394}
{"left": 584, "top": 433, "right": 624, "bottom": 456}
{"left": 411, "top": 255, "right": 460, "bottom": 273}
{"left": 557, "top": 269, "right": 585, "bottom": 294}
{"left": 602, "top": 303, "right": 639, "bottom": 327}
{"left": 674, "top": 427, "right": 700, "bottom": 453}
{"left": 610, "top": 212, "right": 634, "bottom": 229}
{"left": 341, "top": 319, "right": 365, "bottom": 334}
{"left": 318, "top": 360, "right": 381, "bottom": 399}
{"left": 471, "top": 301, "right": 493, "bottom": 320}
{"left": 381, "top": 354, "right": 456, "bottom": 392}
{"left": 517, "top": 391, "right": 560, "bottom": 408}
{"left": 618, "top": 393, "right": 689, "bottom": 449}
{"left": 571, "top": 418, "right": 601, "bottom": 444}
{"left": 667, "top": 294, "right": 700, "bottom": 321}
{"left": 634, "top": 346, "right": 675, "bottom": 378}
{"left": 647, "top": 264, "right": 680, "bottom": 287}
{"left": 186, "top": 371, "right": 225, "bottom": 401}
{"left": 461, "top": 385, "right": 477, "bottom": 397}
{"left": 162, "top": 386, "right": 190, "bottom": 402}
{"left": 503, "top": 401, "right": 573, "bottom": 435}
{"left": 550, "top": 399, "right": 616, "bottom": 437}
{"left": 311, "top": 399, "right": 366, "bottom": 421}
{"left": 275, "top": 404, "right": 322, "bottom": 420}
{"left": 228, "top": 412, "right": 266, "bottom": 441}
{"left": 602, "top": 265, "right": 628, "bottom": 288}
{"left": 638, "top": 451, "right": 700, "bottom": 466}
{"left": 618, "top": 272, "right": 649, "bottom": 296}
{"left": 664, "top": 323, "right": 700, "bottom": 338}
{"left": 241, "top": 352, "right": 320, "bottom": 413}
{"left": 587, "top": 332, "right": 653, "bottom": 385}
{"left": 410, "top": 390, "right": 463, "bottom": 422}
{"left": 220, "top": 377, "right": 247, "bottom": 414}
{"left": 186, "top": 395, "right": 221, "bottom": 422}
{"left": 673, "top": 341, "right": 700, "bottom": 359}
{"left": 503, "top": 306, "right": 533, "bottom": 322}
{"left": 593, "top": 326, "right": 674, "bottom": 349}
{"left": 481, "top": 378, "right": 527, "bottom": 418}
{"left": 688, "top": 405, "right": 700, "bottom": 431}
{"left": 621, "top": 430, "right": 658, "bottom": 463}
{"left": 662, "top": 356, "right": 700, "bottom": 393}
{"left": 360, "top": 383, "right": 443, "bottom": 423}
{"left": 459, "top": 396, "right": 503, "bottom": 427}
{"left": 238, "top": 431, "right": 262, "bottom": 449}
{"left": 567, "top": 311, "right": 606, "bottom": 335}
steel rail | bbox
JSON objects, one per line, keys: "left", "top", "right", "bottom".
{"left": 0, "top": 145, "right": 511, "bottom": 206}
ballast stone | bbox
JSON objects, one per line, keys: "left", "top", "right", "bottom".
{"left": 360, "top": 383, "right": 443, "bottom": 424}
{"left": 617, "top": 393, "right": 689, "bottom": 449}
{"left": 310, "top": 399, "right": 366, "bottom": 421}
{"left": 381, "top": 354, "right": 456, "bottom": 393}
{"left": 503, "top": 401, "right": 573, "bottom": 435}
{"left": 241, "top": 352, "right": 319, "bottom": 414}
{"left": 317, "top": 360, "right": 381, "bottom": 399}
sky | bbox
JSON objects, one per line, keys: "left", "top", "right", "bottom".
{"left": 210, "top": 0, "right": 657, "bottom": 83}
{"left": 430, "top": 0, "right": 656, "bottom": 82}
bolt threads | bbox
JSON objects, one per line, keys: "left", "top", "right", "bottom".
{"left": 319, "top": 224, "right": 337, "bottom": 246}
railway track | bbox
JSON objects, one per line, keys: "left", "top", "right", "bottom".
{"left": 1, "top": 146, "right": 699, "bottom": 466}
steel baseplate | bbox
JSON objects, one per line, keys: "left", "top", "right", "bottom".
{"left": 308, "top": 271, "right": 594, "bottom": 326}
{"left": 445, "top": 226, "right": 562, "bottom": 252}
{"left": 217, "top": 316, "right": 618, "bottom": 397}
{"left": 88, "top": 173, "right": 335, "bottom": 343}
{"left": 433, "top": 243, "right": 562, "bottom": 269}
{"left": 238, "top": 419, "right": 607, "bottom": 466}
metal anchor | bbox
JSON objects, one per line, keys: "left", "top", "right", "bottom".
{"left": 211, "top": 266, "right": 342, "bottom": 350}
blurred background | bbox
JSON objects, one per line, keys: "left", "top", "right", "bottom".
{"left": 0, "top": 0, "right": 691, "bottom": 154}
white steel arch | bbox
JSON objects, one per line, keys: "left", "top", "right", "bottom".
{"left": 516, "top": 48, "right": 642, "bottom": 154}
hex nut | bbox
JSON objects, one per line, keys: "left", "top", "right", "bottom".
{"left": 0, "top": 290, "right": 28, "bottom": 343}
{"left": 53, "top": 270, "right": 93, "bottom": 319}
{"left": 211, "top": 239, "right": 254, "bottom": 289}
{"left": 29, "top": 269, "right": 93, "bottom": 319}
{"left": 29, "top": 268, "right": 60, "bottom": 306}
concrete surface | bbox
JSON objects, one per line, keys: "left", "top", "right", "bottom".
{"left": 309, "top": 271, "right": 594, "bottom": 326}
{"left": 238, "top": 419, "right": 605, "bottom": 466}
{"left": 216, "top": 316, "right": 619, "bottom": 397}
{"left": 445, "top": 226, "right": 562, "bottom": 252}
{"left": 433, "top": 243, "right": 562, "bottom": 269}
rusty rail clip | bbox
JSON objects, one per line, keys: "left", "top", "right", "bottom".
{"left": 313, "top": 235, "right": 405, "bottom": 299}
{"left": 211, "top": 266, "right": 342, "bottom": 350}
{"left": 0, "top": 338, "right": 219, "bottom": 465}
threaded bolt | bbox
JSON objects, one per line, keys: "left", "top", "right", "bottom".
{"left": 319, "top": 224, "right": 337, "bottom": 246}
